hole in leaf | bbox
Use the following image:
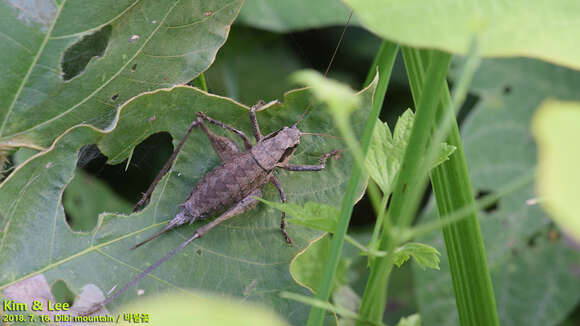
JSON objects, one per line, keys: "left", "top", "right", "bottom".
{"left": 111, "top": 93, "right": 119, "bottom": 102}
{"left": 502, "top": 85, "right": 512, "bottom": 95}
{"left": 61, "top": 25, "right": 112, "bottom": 81}
{"left": 63, "top": 168, "right": 132, "bottom": 232}
{"left": 78, "top": 134, "right": 173, "bottom": 207}
{"left": 475, "top": 190, "right": 499, "bottom": 213}
{"left": 195, "top": 249, "right": 202, "bottom": 256}
{"left": 350, "top": 194, "right": 374, "bottom": 228}
{"left": 131, "top": 63, "right": 137, "bottom": 72}
{"left": 51, "top": 280, "right": 75, "bottom": 307}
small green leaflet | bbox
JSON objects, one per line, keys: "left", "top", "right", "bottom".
{"left": 393, "top": 242, "right": 441, "bottom": 271}
{"left": 256, "top": 199, "right": 339, "bottom": 233}
{"left": 396, "top": 314, "right": 422, "bottom": 326}
{"left": 365, "top": 109, "right": 456, "bottom": 195}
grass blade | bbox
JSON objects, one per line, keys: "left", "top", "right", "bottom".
{"left": 306, "top": 40, "right": 398, "bottom": 326}
{"left": 356, "top": 50, "right": 452, "bottom": 325}
{"left": 403, "top": 46, "right": 500, "bottom": 326}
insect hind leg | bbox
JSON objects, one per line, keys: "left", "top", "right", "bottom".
{"left": 134, "top": 117, "right": 202, "bottom": 211}
{"left": 134, "top": 113, "right": 250, "bottom": 212}
{"left": 196, "top": 112, "right": 252, "bottom": 150}
{"left": 83, "top": 189, "right": 264, "bottom": 316}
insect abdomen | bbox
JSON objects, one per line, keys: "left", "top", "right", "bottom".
{"left": 182, "top": 151, "right": 271, "bottom": 218}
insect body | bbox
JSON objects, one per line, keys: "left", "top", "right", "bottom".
{"left": 133, "top": 103, "right": 340, "bottom": 248}
{"left": 86, "top": 10, "right": 355, "bottom": 314}
{"left": 88, "top": 102, "right": 341, "bottom": 312}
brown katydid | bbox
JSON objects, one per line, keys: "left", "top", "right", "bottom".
{"left": 85, "top": 12, "right": 354, "bottom": 315}
{"left": 84, "top": 101, "right": 341, "bottom": 314}
{"left": 132, "top": 103, "right": 341, "bottom": 249}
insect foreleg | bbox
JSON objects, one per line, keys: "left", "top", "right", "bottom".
{"left": 269, "top": 176, "right": 293, "bottom": 244}
{"left": 276, "top": 149, "right": 341, "bottom": 171}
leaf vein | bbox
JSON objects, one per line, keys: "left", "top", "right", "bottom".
{"left": 0, "top": 0, "right": 67, "bottom": 138}
{"left": 4, "top": 0, "right": 183, "bottom": 140}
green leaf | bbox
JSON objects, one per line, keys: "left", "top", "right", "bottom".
{"left": 289, "top": 234, "right": 349, "bottom": 294}
{"left": 365, "top": 109, "right": 456, "bottom": 194}
{"left": 435, "top": 143, "right": 457, "bottom": 168}
{"left": 0, "top": 0, "right": 243, "bottom": 149}
{"left": 532, "top": 100, "right": 580, "bottom": 242}
{"left": 257, "top": 200, "right": 339, "bottom": 233}
{"left": 414, "top": 58, "right": 580, "bottom": 326}
{"left": 396, "top": 314, "right": 421, "bottom": 326}
{"left": 204, "top": 27, "right": 304, "bottom": 106}
{"left": 343, "top": 0, "right": 580, "bottom": 70}
{"left": 392, "top": 243, "right": 440, "bottom": 271}
{"left": 63, "top": 170, "right": 133, "bottom": 232}
{"left": 238, "top": 0, "right": 358, "bottom": 32}
{"left": 119, "top": 291, "right": 290, "bottom": 326}
{"left": 280, "top": 291, "right": 358, "bottom": 323}
{"left": 0, "top": 79, "right": 376, "bottom": 324}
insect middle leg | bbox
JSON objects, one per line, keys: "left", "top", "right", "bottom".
{"left": 269, "top": 176, "right": 293, "bottom": 244}
{"left": 250, "top": 101, "right": 264, "bottom": 141}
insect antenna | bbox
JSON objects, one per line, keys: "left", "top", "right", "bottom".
{"left": 294, "top": 11, "right": 354, "bottom": 127}
{"left": 301, "top": 132, "right": 344, "bottom": 140}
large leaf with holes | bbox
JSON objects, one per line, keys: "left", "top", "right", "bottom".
{"left": 0, "top": 77, "right": 376, "bottom": 324}
{"left": 413, "top": 58, "right": 580, "bottom": 326}
{"left": 0, "top": 0, "right": 243, "bottom": 150}
{"left": 343, "top": 0, "right": 580, "bottom": 70}
{"left": 237, "top": 0, "right": 358, "bottom": 32}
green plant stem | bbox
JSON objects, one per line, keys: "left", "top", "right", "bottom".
{"left": 283, "top": 292, "right": 386, "bottom": 326}
{"left": 407, "top": 169, "right": 534, "bottom": 240}
{"left": 403, "top": 47, "right": 500, "bottom": 326}
{"left": 345, "top": 234, "right": 387, "bottom": 257}
{"left": 368, "top": 192, "right": 389, "bottom": 254}
{"left": 306, "top": 40, "right": 398, "bottom": 326}
{"left": 192, "top": 73, "right": 208, "bottom": 92}
{"left": 356, "top": 51, "right": 451, "bottom": 325}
